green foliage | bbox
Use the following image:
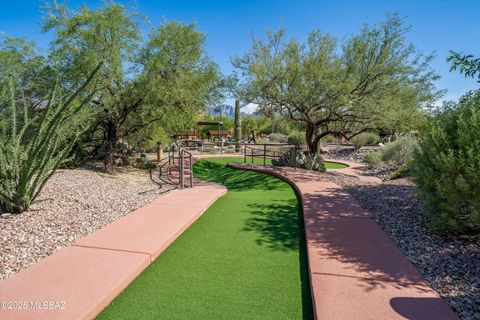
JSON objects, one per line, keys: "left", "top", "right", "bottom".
{"left": 240, "top": 114, "right": 259, "bottom": 138}
{"left": 268, "top": 133, "right": 287, "bottom": 143}
{"left": 0, "top": 35, "right": 50, "bottom": 90}
{"left": 287, "top": 131, "right": 305, "bottom": 144}
{"left": 197, "top": 115, "right": 234, "bottom": 138}
{"left": 350, "top": 132, "right": 380, "bottom": 149}
{"left": 362, "top": 136, "right": 418, "bottom": 171}
{"left": 135, "top": 154, "right": 157, "bottom": 169}
{"left": 232, "top": 13, "right": 440, "bottom": 153}
{"left": 301, "top": 154, "right": 326, "bottom": 172}
{"left": 390, "top": 162, "right": 412, "bottom": 179}
{"left": 43, "top": 2, "right": 221, "bottom": 172}
{"left": 413, "top": 91, "right": 480, "bottom": 235}
{"left": 272, "top": 150, "right": 326, "bottom": 172}
{"left": 320, "top": 135, "right": 337, "bottom": 144}
{"left": 0, "top": 64, "right": 100, "bottom": 213}
{"left": 363, "top": 151, "right": 383, "bottom": 169}
{"left": 448, "top": 52, "right": 480, "bottom": 83}
{"left": 0, "top": 36, "right": 53, "bottom": 136}
{"left": 380, "top": 136, "right": 418, "bottom": 167}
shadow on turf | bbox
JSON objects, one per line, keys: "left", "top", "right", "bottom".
{"left": 244, "top": 196, "right": 314, "bottom": 319}
{"left": 243, "top": 199, "right": 300, "bottom": 251}
{"left": 194, "top": 159, "right": 314, "bottom": 319}
{"left": 193, "top": 160, "right": 284, "bottom": 191}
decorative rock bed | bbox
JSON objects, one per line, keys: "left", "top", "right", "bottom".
{"left": 0, "top": 164, "right": 175, "bottom": 281}
{"left": 325, "top": 172, "right": 479, "bottom": 320}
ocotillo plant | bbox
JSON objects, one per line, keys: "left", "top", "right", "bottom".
{"left": 0, "top": 63, "right": 101, "bottom": 213}
{"left": 234, "top": 99, "right": 241, "bottom": 152}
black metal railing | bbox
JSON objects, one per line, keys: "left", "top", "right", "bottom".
{"left": 167, "top": 144, "right": 193, "bottom": 189}
{"left": 243, "top": 143, "right": 301, "bottom": 167}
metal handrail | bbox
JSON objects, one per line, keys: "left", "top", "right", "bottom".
{"left": 165, "top": 144, "right": 194, "bottom": 189}
{"left": 244, "top": 143, "right": 301, "bottom": 168}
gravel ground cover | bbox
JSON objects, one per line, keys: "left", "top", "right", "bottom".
{"left": 325, "top": 172, "right": 480, "bottom": 320}
{"left": 0, "top": 163, "right": 175, "bottom": 281}
{"left": 324, "top": 145, "right": 395, "bottom": 180}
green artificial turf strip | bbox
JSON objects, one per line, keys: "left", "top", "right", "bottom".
{"left": 208, "top": 156, "right": 349, "bottom": 169}
{"left": 323, "top": 161, "right": 349, "bottom": 169}
{"left": 97, "top": 158, "right": 313, "bottom": 320}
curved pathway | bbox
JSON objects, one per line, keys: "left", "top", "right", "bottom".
{"left": 0, "top": 179, "right": 226, "bottom": 320}
{"left": 229, "top": 163, "right": 458, "bottom": 320}
{"left": 323, "top": 158, "right": 382, "bottom": 183}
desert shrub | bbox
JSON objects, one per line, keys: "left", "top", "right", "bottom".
{"left": 380, "top": 136, "right": 418, "bottom": 167}
{"left": 363, "top": 151, "right": 383, "bottom": 169}
{"left": 350, "top": 132, "right": 380, "bottom": 149}
{"left": 287, "top": 131, "right": 304, "bottom": 144}
{"left": 320, "top": 135, "right": 336, "bottom": 144}
{"left": 390, "top": 162, "right": 412, "bottom": 179}
{"left": 268, "top": 133, "right": 287, "bottom": 143}
{"left": 0, "top": 65, "right": 100, "bottom": 213}
{"left": 413, "top": 91, "right": 480, "bottom": 235}
{"left": 135, "top": 154, "right": 157, "bottom": 169}
{"left": 362, "top": 136, "right": 418, "bottom": 176}
{"left": 272, "top": 150, "right": 326, "bottom": 172}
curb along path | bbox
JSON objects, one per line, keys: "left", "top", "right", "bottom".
{"left": 0, "top": 180, "right": 226, "bottom": 320}
{"left": 229, "top": 163, "right": 458, "bottom": 320}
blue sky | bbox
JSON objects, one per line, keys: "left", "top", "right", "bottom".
{"left": 1, "top": 0, "right": 479, "bottom": 110}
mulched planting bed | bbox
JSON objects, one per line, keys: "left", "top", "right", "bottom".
{"left": 325, "top": 172, "right": 480, "bottom": 320}
{"left": 0, "top": 164, "right": 174, "bottom": 281}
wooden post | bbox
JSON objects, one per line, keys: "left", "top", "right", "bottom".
{"left": 157, "top": 142, "right": 163, "bottom": 162}
{"left": 189, "top": 156, "right": 193, "bottom": 188}
{"left": 244, "top": 144, "right": 247, "bottom": 163}
{"left": 263, "top": 144, "right": 266, "bottom": 166}
{"left": 180, "top": 150, "right": 184, "bottom": 189}
{"left": 294, "top": 144, "right": 298, "bottom": 169}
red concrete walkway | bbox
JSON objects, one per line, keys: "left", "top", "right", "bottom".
{"left": 0, "top": 180, "right": 226, "bottom": 320}
{"left": 229, "top": 164, "right": 458, "bottom": 320}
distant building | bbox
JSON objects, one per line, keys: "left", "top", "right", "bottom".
{"left": 172, "top": 130, "right": 200, "bottom": 141}
{"left": 206, "top": 130, "right": 232, "bottom": 140}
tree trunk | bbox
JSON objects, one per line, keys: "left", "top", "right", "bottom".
{"left": 306, "top": 126, "right": 327, "bottom": 155}
{"left": 305, "top": 125, "right": 316, "bottom": 155}
{"left": 312, "top": 134, "right": 323, "bottom": 154}
{"left": 104, "top": 121, "right": 117, "bottom": 173}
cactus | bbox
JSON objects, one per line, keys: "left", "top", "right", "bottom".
{"left": 0, "top": 64, "right": 101, "bottom": 213}
{"left": 234, "top": 99, "right": 241, "bottom": 152}
{"left": 272, "top": 150, "right": 326, "bottom": 172}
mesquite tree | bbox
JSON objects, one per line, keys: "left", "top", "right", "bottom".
{"left": 0, "top": 64, "right": 101, "bottom": 213}
{"left": 232, "top": 14, "right": 440, "bottom": 153}
{"left": 43, "top": 2, "right": 220, "bottom": 172}
{"left": 448, "top": 52, "right": 480, "bottom": 83}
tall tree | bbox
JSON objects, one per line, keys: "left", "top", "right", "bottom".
{"left": 43, "top": 1, "right": 220, "bottom": 172}
{"left": 0, "top": 36, "right": 52, "bottom": 132}
{"left": 232, "top": 14, "right": 440, "bottom": 153}
{"left": 448, "top": 52, "right": 480, "bottom": 83}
